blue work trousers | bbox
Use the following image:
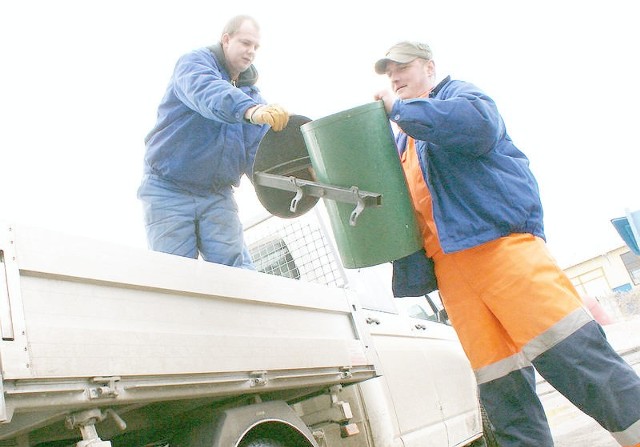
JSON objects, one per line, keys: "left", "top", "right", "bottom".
{"left": 137, "top": 174, "right": 254, "bottom": 269}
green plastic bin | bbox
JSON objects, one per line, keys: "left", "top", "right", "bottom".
{"left": 300, "top": 101, "right": 421, "bottom": 268}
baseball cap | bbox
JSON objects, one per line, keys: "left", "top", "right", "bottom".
{"left": 374, "top": 41, "right": 433, "bottom": 74}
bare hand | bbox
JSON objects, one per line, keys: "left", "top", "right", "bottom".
{"left": 374, "top": 90, "right": 396, "bottom": 115}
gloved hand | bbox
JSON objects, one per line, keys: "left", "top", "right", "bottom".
{"left": 249, "top": 104, "right": 290, "bottom": 131}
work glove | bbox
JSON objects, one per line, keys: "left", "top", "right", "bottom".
{"left": 250, "top": 104, "right": 290, "bottom": 131}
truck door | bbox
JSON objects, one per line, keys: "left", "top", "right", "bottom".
{"left": 349, "top": 264, "right": 481, "bottom": 447}
{"left": 397, "top": 294, "right": 482, "bottom": 446}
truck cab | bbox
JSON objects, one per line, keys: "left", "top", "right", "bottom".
{"left": 244, "top": 205, "right": 492, "bottom": 447}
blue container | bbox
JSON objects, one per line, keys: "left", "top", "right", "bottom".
{"left": 611, "top": 217, "right": 640, "bottom": 256}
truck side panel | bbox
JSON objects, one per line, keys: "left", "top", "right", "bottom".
{"left": 16, "top": 276, "right": 363, "bottom": 378}
{"left": 0, "top": 223, "right": 377, "bottom": 443}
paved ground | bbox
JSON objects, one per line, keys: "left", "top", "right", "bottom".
{"left": 541, "top": 316, "right": 640, "bottom": 446}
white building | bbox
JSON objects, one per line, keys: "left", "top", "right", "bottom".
{"left": 564, "top": 246, "right": 640, "bottom": 297}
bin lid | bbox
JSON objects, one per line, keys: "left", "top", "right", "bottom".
{"left": 252, "top": 115, "right": 318, "bottom": 218}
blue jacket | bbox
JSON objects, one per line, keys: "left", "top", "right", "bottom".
{"left": 391, "top": 76, "right": 545, "bottom": 254}
{"left": 143, "top": 45, "right": 268, "bottom": 195}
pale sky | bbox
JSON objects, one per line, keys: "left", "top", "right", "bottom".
{"left": 1, "top": 0, "right": 638, "bottom": 268}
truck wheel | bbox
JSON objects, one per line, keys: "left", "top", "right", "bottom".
{"left": 479, "top": 403, "right": 499, "bottom": 447}
{"left": 468, "top": 403, "right": 499, "bottom": 447}
{"left": 241, "top": 439, "right": 287, "bottom": 447}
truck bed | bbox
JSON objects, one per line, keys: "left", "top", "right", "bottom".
{"left": 0, "top": 223, "right": 376, "bottom": 443}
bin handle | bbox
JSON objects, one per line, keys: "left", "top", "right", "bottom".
{"left": 349, "top": 187, "right": 366, "bottom": 226}
{"left": 289, "top": 177, "right": 305, "bottom": 213}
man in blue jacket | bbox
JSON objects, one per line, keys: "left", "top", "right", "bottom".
{"left": 374, "top": 41, "right": 640, "bottom": 447}
{"left": 138, "top": 15, "right": 289, "bottom": 269}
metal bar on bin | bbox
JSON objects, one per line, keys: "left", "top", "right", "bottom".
{"left": 254, "top": 172, "right": 382, "bottom": 226}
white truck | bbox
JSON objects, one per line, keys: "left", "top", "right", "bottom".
{"left": 0, "top": 203, "right": 495, "bottom": 447}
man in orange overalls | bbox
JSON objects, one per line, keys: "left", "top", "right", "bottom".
{"left": 374, "top": 41, "right": 640, "bottom": 447}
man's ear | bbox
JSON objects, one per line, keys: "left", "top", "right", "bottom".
{"left": 221, "top": 33, "right": 230, "bottom": 46}
{"left": 426, "top": 59, "right": 436, "bottom": 77}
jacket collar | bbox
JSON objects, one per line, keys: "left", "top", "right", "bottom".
{"left": 429, "top": 75, "right": 451, "bottom": 98}
{"left": 207, "top": 43, "right": 259, "bottom": 87}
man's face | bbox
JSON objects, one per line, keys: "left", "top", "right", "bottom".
{"left": 384, "top": 58, "right": 435, "bottom": 99}
{"left": 222, "top": 20, "right": 260, "bottom": 76}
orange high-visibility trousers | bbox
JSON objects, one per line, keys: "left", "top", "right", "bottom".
{"left": 433, "top": 233, "right": 584, "bottom": 369}
{"left": 433, "top": 233, "right": 640, "bottom": 447}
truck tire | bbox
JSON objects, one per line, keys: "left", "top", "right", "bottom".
{"left": 482, "top": 403, "right": 500, "bottom": 447}
{"left": 236, "top": 417, "right": 316, "bottom": 447}
{"left": 469, "top": 403, "right": 499, "bottom": 447}
{"left": 241, "top": 439, "right": 288, "bottom": 447}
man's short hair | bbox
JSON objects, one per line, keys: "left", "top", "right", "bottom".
{"left": 221, "top": 15, "right": 259, "bottom": 39}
